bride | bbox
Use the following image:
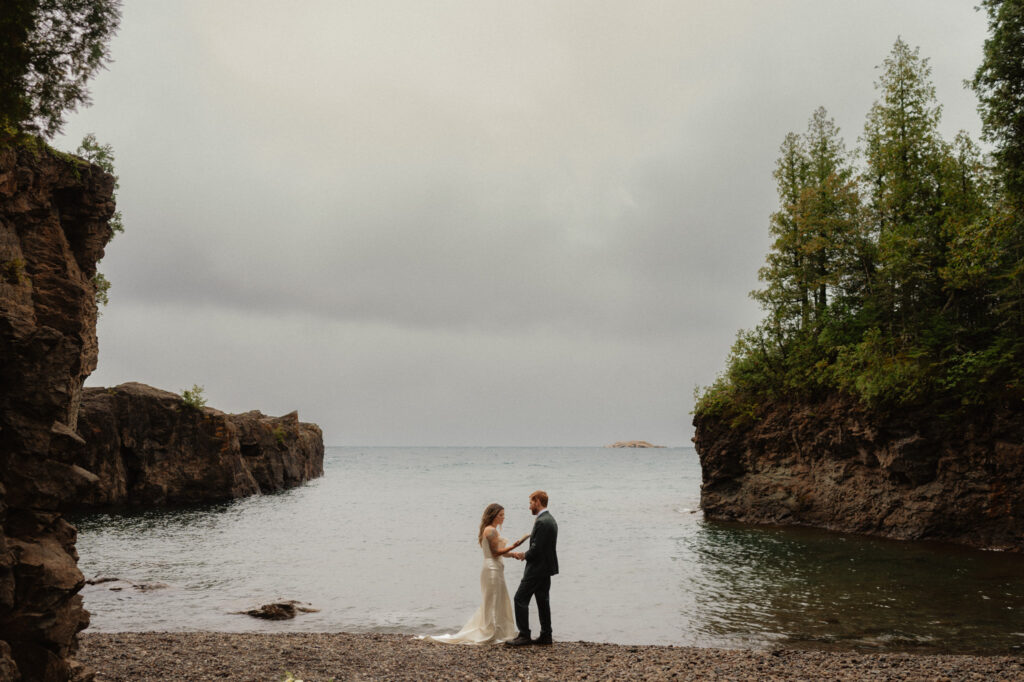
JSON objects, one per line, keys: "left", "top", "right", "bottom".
{"left": 427, "top": 503, "right": 528, "bottom": 644}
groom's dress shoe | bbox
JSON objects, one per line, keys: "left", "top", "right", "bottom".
{"left": 505, "top": 635, "right": 532, "bottom": 647}
{"left": 532, "top": 635, "right": 553, "bottom": 645}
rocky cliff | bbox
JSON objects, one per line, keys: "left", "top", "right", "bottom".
{"left": 1, "top": 143, "right": 326, "bottom": 681}
{"left": 70, "top": 382, "right": 323, "bottom": 509}
{"left": 1, "top": 143, "right": 114, "bottom": 680}
{"left": 693, "top": 393, "right": 1024, "bottom": 552}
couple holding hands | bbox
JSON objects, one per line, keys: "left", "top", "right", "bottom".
{"left": 428, "top": 490, "right": 558, "bottom": 647}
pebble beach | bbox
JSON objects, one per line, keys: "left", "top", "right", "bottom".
{"left": 77, "top": 632, "right": 1024, "bottom": 681}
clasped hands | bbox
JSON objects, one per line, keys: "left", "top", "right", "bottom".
{"left": 509, "top": 551, "right": 525, "bottom": 560}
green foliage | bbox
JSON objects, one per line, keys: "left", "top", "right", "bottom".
{"left": 181, "top": 385, "right": 207, "bottom": 411}
{"left": 77, "top": 133, "right": 122, "bottom": 311}
{"left": 272, "top": 426, "right": 287, "bottom": 446}
{"left": 696, "top": 33, "right": 1024, "bottom": 422}
{"left": 1, "top": 258, "right": 29, "bottom": 285}
{"left": 973, "top": 0, "right": 1024, "bottom": 204}
{"left": 77, "top": 133, "right": 124, "bottom": 235}
{"left": 0, "top": 0, "right": 122, "bottom": 139}
{"left": 92, "top": 271, "right": 110, "bottom": 308}
{"left": 972, "top": 0, "right": 1024, "bottom": 334}
{"left": 829, "top": 329, "right": 929, "bottom": 407}
{"left": 862, "top": 38, "right": 951, "bottom": 343}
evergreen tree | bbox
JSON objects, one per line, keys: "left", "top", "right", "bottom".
{"left": 861, "top": 39, "right": 949, "bottom": 342}
{"left": 755, "top": 108, "right": 863, "bottom": 341}
{"left": 795, "top": 108, "right": 866, "bottom": 327}
{"left": 936, "top": 132, "right": 996, "bottom": 338}
{"left": 973, "top": 0, "right": 1024, "bottom": 205}
{"left": 754, "top": 132, "right": 810, "bottom": 339}
{"left": 972, "top": 0, "right": 1024, "bottom": 332}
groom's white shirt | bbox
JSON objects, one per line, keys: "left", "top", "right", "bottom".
{"left": 536, "top": 509, "right": 548, "bottom": 518}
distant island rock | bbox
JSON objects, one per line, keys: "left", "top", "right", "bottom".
{"left": 606, "top": 441, "right": 666, "bottom": 448}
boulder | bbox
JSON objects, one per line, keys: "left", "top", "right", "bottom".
{"left": 236, "top": 600, "right": 320, "bottom": 620}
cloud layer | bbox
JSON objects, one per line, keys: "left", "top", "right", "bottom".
{"left": 58, "top": 1, "right": 988, "bottom": 445}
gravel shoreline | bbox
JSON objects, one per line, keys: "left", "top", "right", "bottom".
{"left": 77, "top": 632, "right": 1024, "bottom": 681}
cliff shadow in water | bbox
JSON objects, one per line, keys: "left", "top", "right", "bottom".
{"left": 682, "top": 518, "right": 1024, "bottom": 654}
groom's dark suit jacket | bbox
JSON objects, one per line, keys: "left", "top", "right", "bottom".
{"left": 524, "top": 511, "right": 558, "bottom": 578}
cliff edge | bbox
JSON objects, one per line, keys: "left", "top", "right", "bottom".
{"left": 0, "top": 143, "right": 326, "bottom": 681}
{"left": 693, "top": 393, "right": 1024, "bottom": 552}
{"left": 0, "top": 143, "right": 114, "bottom": 680}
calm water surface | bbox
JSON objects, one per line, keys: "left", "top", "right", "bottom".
{"left": 74, "top": 447, "right": 1024, "bottom": 653}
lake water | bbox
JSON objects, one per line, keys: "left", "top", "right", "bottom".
{"left": 73, "top": 447, "right": 1024, "bottom": 653}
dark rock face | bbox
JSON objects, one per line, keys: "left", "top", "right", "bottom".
{"left": 70, "top": 382, "right": 323, "bottom": 509}
{"left": 1, "top": 144, "right": 115, "bottom": 681}
{"left": 693, "top": 394, "right": 1024, "bottom": 552}
{"left": 0, "top": 145, "right": 326, "bottom": 680}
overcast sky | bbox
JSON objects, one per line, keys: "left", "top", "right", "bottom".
{"left": 56, "top": 1, "right": 989, "bottom": 446}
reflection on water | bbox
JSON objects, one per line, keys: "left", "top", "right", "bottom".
{"left": 72, "top": 447, "right": 1024, "bottom": 653}
{"left": 686, "top": 521, "right": 1024, "bottom": 653}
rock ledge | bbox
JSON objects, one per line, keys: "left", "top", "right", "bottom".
{"left": 69, "top": 382, "right": 324, "bottom": 509}
{"left": 693, "top": 393, "right": 1024, "bottom": 551}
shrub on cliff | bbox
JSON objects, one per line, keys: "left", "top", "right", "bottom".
{"left": 181, "top": 385, "right": 207, "bottom": 411}
{"left": 76, "top": 133, "right": 123, "bottom": 309}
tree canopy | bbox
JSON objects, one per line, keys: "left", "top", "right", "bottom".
{"left": 0, "top": 0, "right": 121, "bottom": 139}
{"left": 697, "top": 18, "right": 1024, "bottom": 423}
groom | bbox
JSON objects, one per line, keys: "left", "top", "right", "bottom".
{"left": 506, "top": 490, "right": 558, "bottom": 646}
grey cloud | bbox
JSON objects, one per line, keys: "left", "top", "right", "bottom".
{"left": 64, "top": 1, "right": 990, "bottom": 445}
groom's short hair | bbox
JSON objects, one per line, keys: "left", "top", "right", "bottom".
{"left": 530, "top": 490, "right": 548, "bottom": 507}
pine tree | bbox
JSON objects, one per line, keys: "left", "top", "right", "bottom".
{"left": 755, "top": 108, "right": 864, "bottom": 342}
{"left": 972, "top": 0, "right": 1024, "bottom": 332}
{"left": 796, "top": 108, "right": 867, "bottom": 328}
{"left": 861, "top": 38, "right": 949, "bottom": 342}
{"left": 754, "top": 132, "right": 811, "bottom": 339}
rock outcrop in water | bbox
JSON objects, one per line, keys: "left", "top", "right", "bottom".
{"left": 693, "top": 393, "right": 1024, "bottom": 552}
{"left": 70, "top": 382, "right": 324, "bottom": 509}
{"left": 0, "top": 143, "right": 114, "bottom": 680}
{"left": 606, "top": 441, "right": 665, "bottom": 448}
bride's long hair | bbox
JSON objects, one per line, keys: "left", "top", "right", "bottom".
{"left": 478, "top": 503, "right": 503, "bottom": 543}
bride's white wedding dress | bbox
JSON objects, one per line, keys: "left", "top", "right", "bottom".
{"left": 426, "top": 532, "right": 517, "bottom": 644}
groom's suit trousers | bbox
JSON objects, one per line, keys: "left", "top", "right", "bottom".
{"left": 515, "top": 511, "right": 558, "bottom": 637}
{"left": 514, "top": 573, "right": 551, "bottom": 636}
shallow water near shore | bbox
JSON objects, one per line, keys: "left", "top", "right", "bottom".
{"left": 73, "top": 447, "right": 1024, "bottom": 653}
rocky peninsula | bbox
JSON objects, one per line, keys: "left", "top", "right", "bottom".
{"left": 0, "top": 143, "right": 324, "bottom": 680}
{"left": 70, "top": 382, "right": 323, "bottom": 510}
{"left": 693, "top": 393, "right": 1024, "bottom": 552}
